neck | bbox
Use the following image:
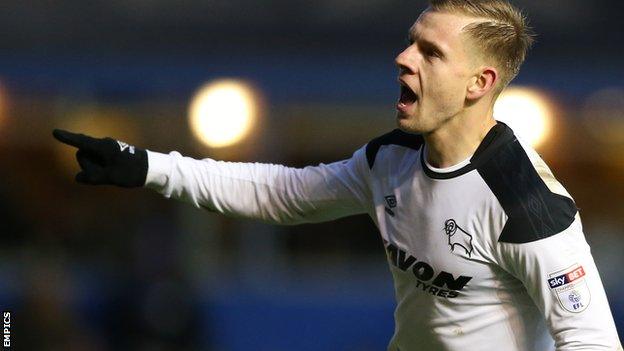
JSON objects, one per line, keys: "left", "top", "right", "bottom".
{"left": 423, "top": 106, "right": 497, "bottom": 168}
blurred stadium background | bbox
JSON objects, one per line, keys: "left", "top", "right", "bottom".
{"left": 0, "top": 0, "right": 623, "bottom": 350}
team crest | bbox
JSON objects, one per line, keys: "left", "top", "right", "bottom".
{"left": 444, "top": 219, "right": 473, "bottom": 258}
{"left": 547, "top": 264, "right": 590, "bottom": 313}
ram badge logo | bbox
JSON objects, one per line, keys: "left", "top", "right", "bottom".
{"left": 444, "top": 219, "right": 473, "bottom": 258}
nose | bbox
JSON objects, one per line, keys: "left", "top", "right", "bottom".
{"left": 395, "top": 46, "right": 417, "bottom": 75}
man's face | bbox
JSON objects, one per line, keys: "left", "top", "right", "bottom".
{"left": 395, "top": 10, "right": 481, "bottom": 134}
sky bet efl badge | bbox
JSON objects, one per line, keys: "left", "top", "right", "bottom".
{"left": 547, "top": 264, "right": 590, "bottom": 313}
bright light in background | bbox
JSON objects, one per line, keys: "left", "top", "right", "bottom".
{"left": 494, "top": 86, "right": 554, "bottom": 148}
{"left": 188, "top": 79, "right": 259, "bottom": 148}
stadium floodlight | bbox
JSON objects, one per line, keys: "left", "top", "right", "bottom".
{"left": 188, "top": 79, "right": 259, "bottom": 148}
{"left": 494, "top": 86, "right": 554, "bottom": 149}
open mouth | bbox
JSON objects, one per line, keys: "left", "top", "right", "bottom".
{"left": 398, "top": 82, "right": 418, "bottom": 107}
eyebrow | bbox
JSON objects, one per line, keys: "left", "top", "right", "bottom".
{"left": 407, "top": 31, "right": 447, "bottom": 58}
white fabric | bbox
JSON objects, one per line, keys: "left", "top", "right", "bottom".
{"left": 421, "top": 143, "right": 472, "bottom": 173}
{"left": 145, "top": 142, "right": 622, "bottom": 351}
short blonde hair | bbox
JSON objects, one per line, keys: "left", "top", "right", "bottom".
{"left": 429, "top": 0, "right": 535, "bottom": 91}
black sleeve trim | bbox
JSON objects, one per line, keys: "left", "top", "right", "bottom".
{"left": 477, "top": 138, "right": 578, "bottom": 243}
{"left": 365, "top": 129, "right": 424, "bottom": 169}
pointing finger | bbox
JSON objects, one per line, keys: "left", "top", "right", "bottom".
{"left": 53, "top": 129, "right": 97, "bottom": 150}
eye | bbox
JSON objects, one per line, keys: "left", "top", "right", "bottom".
{"left": 424, "top": 48, "right": 440, "bottom": 60}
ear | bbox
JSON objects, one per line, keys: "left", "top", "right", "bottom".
{"left": 466, "top": 66, "right": 498, "bottom": 101}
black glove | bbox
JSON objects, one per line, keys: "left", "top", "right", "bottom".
{"left": 53, "top": 129, "right": 148, "bottom": 187}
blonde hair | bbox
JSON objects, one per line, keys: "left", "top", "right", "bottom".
{"left": 429, "top": 0, "right": 535, "bottom": 91}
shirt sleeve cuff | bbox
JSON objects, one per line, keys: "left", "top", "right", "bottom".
{"left": 145, "top": 150, "right": 171, "bottom": 188}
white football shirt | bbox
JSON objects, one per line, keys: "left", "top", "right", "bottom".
{"left": 145, "top": 122, "right": 622, "bottom": 350}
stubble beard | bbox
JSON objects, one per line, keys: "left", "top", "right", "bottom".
{"left": 396, "top": 108, "right": 458, "bottom": 136}
{"left": 396, "top": 110, "right": 435, "bottom": 135}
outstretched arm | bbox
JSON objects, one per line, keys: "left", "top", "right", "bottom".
{"left": 53, "top": 129, "right": 373, "bottom": 224}
{"left": 145, "top": 149, "right": 371, "bottom": 224}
